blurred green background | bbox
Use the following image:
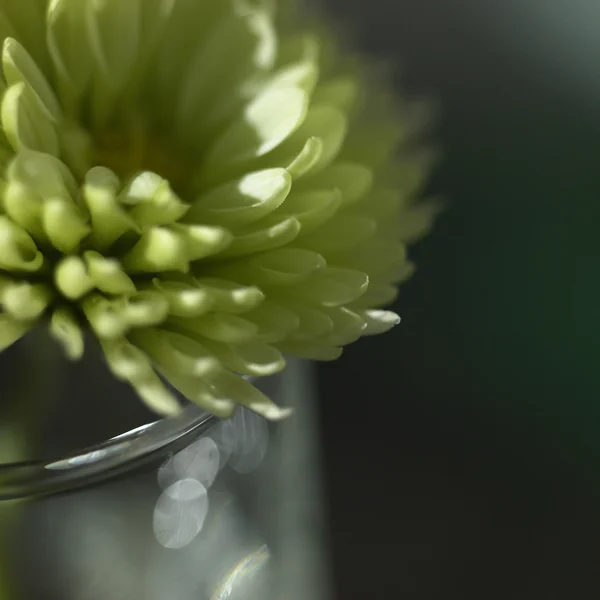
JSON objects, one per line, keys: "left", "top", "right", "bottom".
{"left": 318, "top": 1, "right": 600, "bottom": 598}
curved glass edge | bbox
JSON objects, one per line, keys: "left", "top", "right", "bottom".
{"left": 0, "top": 405, "right": 218, "bottom": 500}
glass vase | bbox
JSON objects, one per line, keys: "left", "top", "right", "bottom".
{"left": 0, "top": 332, "right": 331, "bottom": 600}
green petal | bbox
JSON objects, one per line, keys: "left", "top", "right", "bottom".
{"left": 298, "top": 161, "right": 373, "bottom": 206}
{"left": 192, "top": 278, "right": 265, "bottom": 314}
{"left": 274, "top": 188, "right": 342, "bottom": 232}
{"left": 0, "top": 11, "right": 18, "bottom": 54}
{"left": 47, "top": 0, "right": 93, "bottom": 105}
{"left": 82, "top": 295, "right": 128, "bottom": 340}
{"left": 118, "top": 171, "right": 189, "bottom": 229}
{"left": 247, "top": 247, "right": 326, "bottom": 285}
{"left": 275, "top": 268, "right": 369, "bottom": 307}
{"left": 151, "top": 279, "right": 214, "bottom": 318}
{"left": 101, "top": 336, "right": 151, "bottom": 379}
{"left": 100, "top": 337, "right": 180, "bottom": 416}
{"left": 186, "top": 168, "right": 291, "bottom": 228}
{"left": 3, "top": 180, "right": 46, "bottom": 241}
{"left": 170, "top": 313, "right": 259, "bottom": 344}
{"left": 361, "top": 189, "right": 402, "bottom": 220}
{"left": 129, "top": 328, "right": 220, "bottom": 378}
{"left": 175, "top": 5, "right": 276, "bottom": 135}
{"left": 2, "top": 281, "right": 52, "bottom": 320}
{"left": 83, "top": 167, "right": 139, "bottom": 250}
{"left": 318, "top": 307, "right": 366, "bottom": 346}
{"left": 299, "top": 215, "right": 377, "bottom": 252}
{"left": 0, "top": 313, "right": 32, "bottom": 351}
{"left": 203, "top": 248, "right": 326, "bottom": 287}
{"left": 242, "top": 300, "right": 300, "bottom": 343}
{"left": 133, "top": 378, "right": 182, "bottom": 417}
{"left": 2, "top": 37, "right": 61, "bottom": 121}
{"left": 285, "top": 136, "right": 323, "bottom": 179}
{"left": 350, "top": 283, "right": 398, "bottom": 309}
{"left": 84, "top": 251, "right": 136, "bottom": 295}
{"left": 54, "top": 255, "right": 94, "bottom": 300}
{"left": 7, "top": 149, "right": 78, "bottom": 200}
{"left": 360, "top": 309, "right": 401, "bottom": 335}
{"left": 42, "top": 197, "right": 91, "bottom": 253}
{"left": 205, "top": 368, "right": 292, "bottom": 420}
{"left": 123, "top": 291, "right": 169, "bottom": 328}
{"left": 203, "top": 86, "right": 309, "bottom": 173}
{"left": 50, "top": 306, "right": 84, "bottom": 360}
{"left": 171, "top": 223, "right": 232, "bottom": 262}
{"left": 329, "top": 241, "right": 407, "bottom": 275}
{"left": 122, "top": 226, "right": 189, "bottom": 273}
{"left": 216, "top": 215, "right": 300, "bottom": 258}
{"left": 275, "top": 340, "right": 343, "bottom": 361}
{"left": 200, "top": 339, "right": 286, "bottom": 378}
{"left": 312, "top": 75, "right": 360, "bottom": 114}
{"left": 138, "top": 0, "right": 177, "bottom": 62}
{"left": 86, "top": 0, "right": 140, "bottom": 89}
{"left": 0, "top": 215, "right": 43, "bottom": 272}
{"left": 275, "top": 104, "right": 347, "bottom": 175}
{"left": 275, "top": 33, "right": 320, "bottom": 71}
{"left": 1, "top": 81, "right": 58, "bottom": 154}
{"left": 395, "top": 202, "right": 440, "bottom": 243}
{"left": 0, "top": 0, "right": 48, "bottom": 72}
{"left": 155, "top": 368, "right": 236, "bottom": 418}
{"left": 286, "top": 305, "right": 334, "bottom": 340}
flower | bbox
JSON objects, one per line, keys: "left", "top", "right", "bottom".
{"left": 0, "top": 0, "right": 436, "bottom": 420}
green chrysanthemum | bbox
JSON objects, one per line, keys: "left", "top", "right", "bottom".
{"left": 0, "top": 0, "right": 436, "bottom": 420}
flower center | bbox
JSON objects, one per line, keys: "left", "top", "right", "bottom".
{"left": 89, "top": 117, "right": 196, "bottom": 199}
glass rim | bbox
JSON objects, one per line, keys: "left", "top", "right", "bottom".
{"left": 0, "top": 404, "right": 218, "bottom": 501}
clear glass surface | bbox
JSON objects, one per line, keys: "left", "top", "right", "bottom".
{"left": 0, "top": 336, "right": 331, "bottom": 600}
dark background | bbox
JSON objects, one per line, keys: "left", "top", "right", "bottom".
{"left": 319, "top": 1, "right": 600, "bottom": 598}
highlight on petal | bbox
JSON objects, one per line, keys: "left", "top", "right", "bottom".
{"left": 361, "top": 309, "right": 401, "bottom": 335}
{"left": 204, "top": 85, "right": 309, "bottom": 171}
{"left": 186, "top": 168, "right": 292, "bottom": 228}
